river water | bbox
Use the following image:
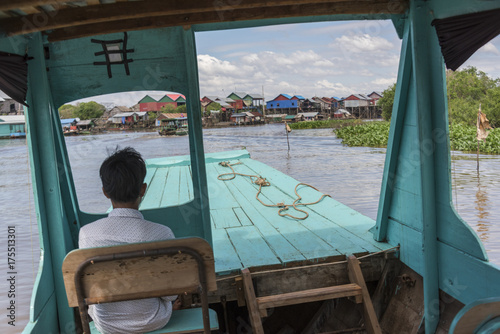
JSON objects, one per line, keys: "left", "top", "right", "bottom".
{"left": 1, "top": 123, "right": 499, "bottom": 332}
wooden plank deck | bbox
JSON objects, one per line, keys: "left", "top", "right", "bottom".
{"left": 143, "top": 150, "right": 392, "bottom": 276}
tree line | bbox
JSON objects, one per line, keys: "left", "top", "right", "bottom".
{"left": 59, "top": 102, "right": 190, "bottom": 120}
{"left": 378, "top": 66, "right": 500, "bottom": 126}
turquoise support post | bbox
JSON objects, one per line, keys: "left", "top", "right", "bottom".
{"left": 375, "top": 17, "right": 412, "bottom": 241}
{"left": 25, "top": 33, "right": 76, "bottom": 333}
{"left": 411, "top": 1, "right": 442, "bottom": 332}
{"left": 183, "top": 27, "right": 213, "bottom": 246}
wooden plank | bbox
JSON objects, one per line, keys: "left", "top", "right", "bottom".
{"left": 241, "top": 268, "right": 265, "bottom": 334}
{"left": 233, "top": 207, "right": 253, "bottom": 226}
{"left": 242, "top": 158, "right": 388, "bottom": 253}
{"left": 2, "top": 0, "right": 407, "bottom": 36}
{"left": 215, "top": 161, "right": 341, "bottom": 260}
{"left": 257, "top": 284, "right": 362, "bottom": 311}
{"left": 209, "top": 253, "right": 388, "bottom": 304}
{"left": 19, "top": 6, "right": 40, "bottom": 14}
{"left": 141, "top": 167, "right": 169, "bottom": 209}
{"left": 62, "top": 238, "right": 216, "bottom": 307}
{"left": 0, "top": 0, "right": 64, "bottom": 11}
{"left": 211, "top": 208, "right": 242, "bottom": 229}
{"left": 46, "top": 1, "right": 406, "bottom": 41}
{"left": 347, "top": 255, "right": 382, "bottom": 334}
{"left": 212, "top": 228, "right": 242, "bottom": 274}
{"left": 213, "top": 163, "right": 306, "bottom": 264}
{"left": 226, "top": 226, "right": 281, "bottom": 268}
{"left": 178, "top": 164, "right": 192, "bottom": 204}
{"left": 160, "top": 166, "right": 181, "bottom": 207}
{"left": 205, "top": 162, "right": 240, "bottom": 210}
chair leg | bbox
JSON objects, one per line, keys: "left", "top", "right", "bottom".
{"left": 241, "top": 268, "right": 265, "bottom": 334}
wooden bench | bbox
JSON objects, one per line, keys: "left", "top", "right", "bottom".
{"left": 449, "top": 297, "right": 500, "bottom": 334}
{"left": 62, "top": 237, "right": 219, "bottom": 334}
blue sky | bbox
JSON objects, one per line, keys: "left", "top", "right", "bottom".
{"left": 74, "top": 20, "right": 500, "bottom": 107}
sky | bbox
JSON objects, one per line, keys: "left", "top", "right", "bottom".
{"left": 72, "top": 20, "right": 500, "bottom": 107}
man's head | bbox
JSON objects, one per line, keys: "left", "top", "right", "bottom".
{"left": 100, "top": 147, "right": 147, "bottom": 206}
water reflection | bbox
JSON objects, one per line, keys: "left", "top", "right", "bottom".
{"left": 475, "top": 171, "right": 490, "bottom": 242}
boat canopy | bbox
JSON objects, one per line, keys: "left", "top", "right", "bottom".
{"left": 2, "top": 1, "right": 500, "bottom": 334}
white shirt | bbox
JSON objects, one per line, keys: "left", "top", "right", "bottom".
{"left": 79, "top": 208, "right": 176, "bottom": 334}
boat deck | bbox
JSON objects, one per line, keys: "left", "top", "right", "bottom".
{"left": 142, "top": 150, "right": 392, "bottom": 276}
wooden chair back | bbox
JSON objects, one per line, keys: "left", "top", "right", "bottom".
{"left": 62, "top": 237, "right": 217, "bottom": 333}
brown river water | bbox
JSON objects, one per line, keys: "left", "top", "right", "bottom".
{"left": 1, "top": 123, "right": 499, "bottom": 332}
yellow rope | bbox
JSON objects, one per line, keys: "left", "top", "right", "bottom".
{"left": 218, "top": 161, "right": 331, "bottom": 220}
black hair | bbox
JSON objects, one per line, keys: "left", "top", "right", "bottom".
{"left": 99, "top": 147, "right": 147, "bottom": 203}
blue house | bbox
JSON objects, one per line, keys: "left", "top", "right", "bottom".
{"left": 266, "top": 94, "right": 300, "bottom": 114}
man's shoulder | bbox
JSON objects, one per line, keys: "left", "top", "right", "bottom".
{"left": 143, "top": 219, "right": 175, "bottom": 236}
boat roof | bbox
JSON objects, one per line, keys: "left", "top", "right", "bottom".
{"left": 0, "top": 1, "right": 407, "bottom": 42}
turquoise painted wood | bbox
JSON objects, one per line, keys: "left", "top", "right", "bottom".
{"left": 137, "top": 151, "right": 393, "bottom": 273}
{"left": 449, "top": 297, "right": 500, "bottom": 334}
{"left": 2, "top": 1, "right": 500, "bottom": 333}
{"left": 212, "top": 228, "right": 243, "bottom": 273}
{"left": 183, "top": 27, "right": 213, "bottom": 247}
{"left": 89, "top": 308, "right": 219, "bottom": 334}
{"left": 23, "top": 33, "right": 77, "bottom": 333}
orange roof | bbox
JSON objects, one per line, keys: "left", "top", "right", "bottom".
{"left": 166, "top": 94, "right": 185, "bottom": 101}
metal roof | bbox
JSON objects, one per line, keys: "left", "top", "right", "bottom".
{"left": 231, "top": 113, "right": 247, "bottom": 117}
{"left": 229, "top": 92, "right": 247, "bottom": 99}
{"left": 112, "top": 112, "right": 136, "bottom": 117}
{"left": 244, "top": 93, "right": 264, "bottom": 99}
{"left": 0, "top": 115, "right": 25, "bottom": 123}
{"left": 298, "top": 112, "right": 318, "bottom": 118}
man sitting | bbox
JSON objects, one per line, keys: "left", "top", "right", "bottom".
{"left": 79, "top": 147, "right": 177, "bottom": 334}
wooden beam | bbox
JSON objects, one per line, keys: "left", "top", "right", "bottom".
{"left": 0, "top": 1, "right": 66, "bottom": 12}
{"left": 241, "top": 268, "right": 265, "bottom": 334}
{"left": 47, "top": 1, "right": 407, "bottom": 41}
{"left": 257, "top": 284, "right": 362, "bottom": 311}
{"left": 1, "top": 0, "right": 408, "bottom": 38}
{"left": 208, "top": 253, "right": 388, "bottom": 304}
{"left": 347, "top": 255, "right": 382, "bottom": 334}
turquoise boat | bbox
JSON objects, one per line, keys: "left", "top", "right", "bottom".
{"left": 1, "top": 1, "right": 500, "bottom": 333}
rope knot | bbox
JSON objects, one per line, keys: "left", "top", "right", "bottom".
{"left": 219, "top": 161, "right": 230, "bottom": 167}
{"left": 277, "top": 202, "right": 287, "bottom": 208}
{"left": 254, "top": 177, "right": 270, "bottom": 187}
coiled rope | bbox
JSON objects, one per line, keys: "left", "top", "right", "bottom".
{"left": 217, "top": 161, "right": 331, "bottom": 220}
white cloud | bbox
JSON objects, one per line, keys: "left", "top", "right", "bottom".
{"left": 371, "top": 77, "right": 396, "bottom": 86}
{"left": 479, "top": 42, "right": 500, "bottom": 55}
{"left": 334, "top": 34, "right": 393, "bottom": 53}
{"left": 314, "top": 80, "right": 352, "bottom": 97}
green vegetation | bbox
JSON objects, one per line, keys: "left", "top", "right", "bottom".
{"left": 58, "top": 102, "right": 104, "bottom": 120}
{"left": 381, "top": 67, "right": 500, "bottom": 124}
{"left": 175, "top": 105, "right": 187, "bottom": 114}
{"left": 58, "top": 104, "right": 77, "bottom": 118}
{"left": 335, "top": 121, "right": 500, "bottom": 154}
{"left": 447, "top": 67, "right": 500, "bottom": 127}
{"left": 160, "top": 104, "right": 187, "bottom": 115}
{"left": 335, "top": 122, "right": 390, "bottom": 147}
{"left": 378, "top": 84, "right": 396, "bottom": 121}
{"left": 334, "top": 67, "right": 500, "bottom": 153}
{"left": 289, "top": 119, "right": 362, "bottom": 130}
{"left": 450, "top": 123, "right": 500, "bottom": 154}
{"left": 160, "top": 104, "right": 176, "bottom": 113}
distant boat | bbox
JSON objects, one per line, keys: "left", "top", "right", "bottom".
{"left": 175, "top": 124, "right": 188, "bottom": 136}
{"left": 10, "top": 131, "right": 26, "bottom": 138}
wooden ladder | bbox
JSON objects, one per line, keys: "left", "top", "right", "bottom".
{"left": 241, "top": 255, "right": 382, "bottom": 334}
